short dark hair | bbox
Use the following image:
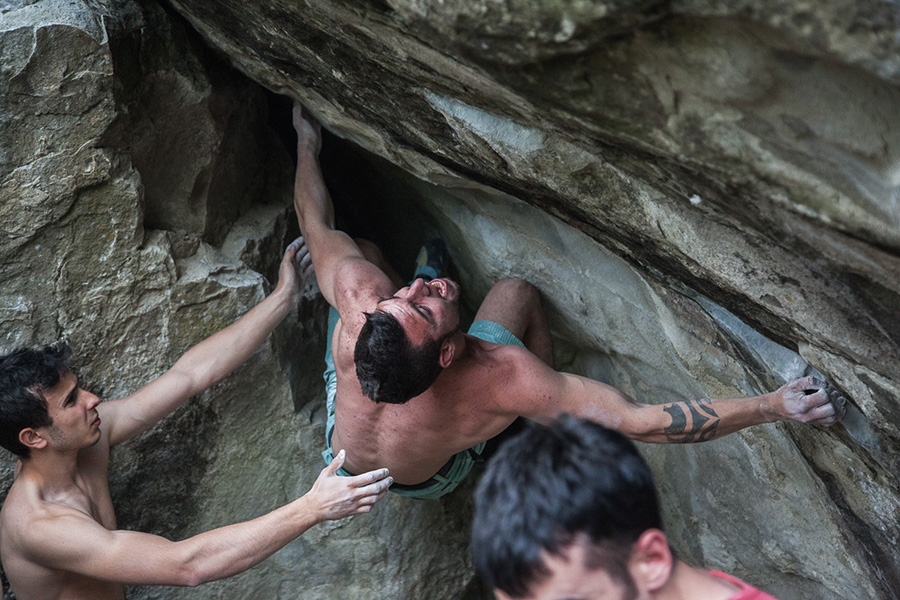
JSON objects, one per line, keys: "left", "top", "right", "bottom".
{"left": 471, "top": 414, "right": 662, "bottom": 597}
{"left": 354, "top": 311, "right": 446, "bottom": 404}
{"left": 0, "top": 343, "right": 73, "bottom": 458}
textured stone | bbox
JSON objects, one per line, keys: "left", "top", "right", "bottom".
{"left": 0, "top": 1, "right": 484, "bottom": 599}
{"left": 2, "top": 0, "right": 900, "bottom": 599}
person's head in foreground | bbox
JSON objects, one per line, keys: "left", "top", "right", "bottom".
{"left": 472, "top": 414, "right": 777, "bottom": 600}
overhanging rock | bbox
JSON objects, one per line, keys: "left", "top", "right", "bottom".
{"left": 161, "top": 1, "right": 900, "bottom": 597}
{"left": 1, "top": 0, "right": 899, "bottom": 598}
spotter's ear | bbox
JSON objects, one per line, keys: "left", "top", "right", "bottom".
{"left": 19, "top": 428, "right": 47, "bottom": 451}
{"left": 629, "top": 529, "right": 673, "bottom": 593}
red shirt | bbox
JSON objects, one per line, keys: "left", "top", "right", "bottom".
{"left": 709, "top": 570, "right": 780, "bottom": 600}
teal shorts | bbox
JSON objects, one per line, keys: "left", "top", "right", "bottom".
{"left": 321, "top": 307, "right": 524, "bottom": 499}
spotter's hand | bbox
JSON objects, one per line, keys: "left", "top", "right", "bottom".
{"left": 276, "top": 236, "right": 314, "bottom": 303}
{"left": 306, "top": 449, "right": 392, "bottom": 520}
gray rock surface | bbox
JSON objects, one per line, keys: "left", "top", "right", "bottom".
{"left": 1, "top": 1, "right": 478, "bottom": 599}
{"left": 1, "top": 0, "right": 899, "bottom": 598}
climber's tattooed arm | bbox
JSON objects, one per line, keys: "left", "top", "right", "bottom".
{"left": 662, "top": 398, "right": 720, "bottom": 442}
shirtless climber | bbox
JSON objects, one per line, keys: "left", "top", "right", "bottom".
{"left": 291, "top": 103, "right": 847, "bottom": 500}
{"left": 0, "top": 239, "right": 392, "bottom": 600}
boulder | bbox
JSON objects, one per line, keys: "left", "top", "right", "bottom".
{"left": 1, "top": 0, "right": 899, "bottom": 599}
{"left": 164, "top": 0, "right": 900, "bottom": 597}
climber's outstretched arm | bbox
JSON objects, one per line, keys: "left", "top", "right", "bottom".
{"left": 503, "top": 351, "right": 846, "bottom": 442}
{"left": 291, "top": 103, "right": 395, "bottom": 310}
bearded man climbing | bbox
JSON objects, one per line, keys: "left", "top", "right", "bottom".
{"left": 291, "top": 102, "right": 847, "bottom": 500}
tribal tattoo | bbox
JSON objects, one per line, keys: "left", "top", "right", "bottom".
{"left": 663, "top": 398, "right": 720, "bottom": 442}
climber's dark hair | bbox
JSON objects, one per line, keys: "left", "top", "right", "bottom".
{"left": 354, "top": 310, "right": 446, "bottom": 404}
{"left": 471, "top": 414, "right": 662, "bottom": 597}
{"left": 0, "top": 343, "right": 74, "bottom": 458}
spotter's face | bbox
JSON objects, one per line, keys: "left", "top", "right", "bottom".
{"left": 495, "top": 541, "right": 642, "bottom": 600}
{"left": 38, "top": 371, "right": 102, "bottom": 452}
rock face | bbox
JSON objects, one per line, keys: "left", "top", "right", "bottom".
{"left": 0, "top": 1, "right": 477, "bottom": 599}
{"left": 1, "top": 0, "right": 899, "bottom": 599}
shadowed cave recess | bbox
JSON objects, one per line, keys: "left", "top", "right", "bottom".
{"left": 1, "top": 0, "right": 899, "bottom": 599}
